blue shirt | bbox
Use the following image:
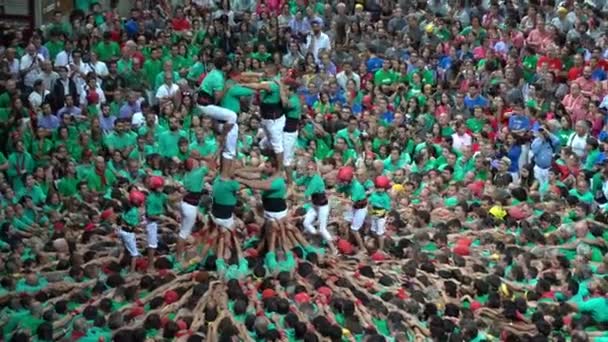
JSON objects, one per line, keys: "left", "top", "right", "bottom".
{"left": 592, "top": 68, "right": 607, "bottom": 81}
{"left": 38, "top": 114, "right": 60, "bottom": 130}
{"left": 381, "top": 111, "right": 395, "bottom": 123}
{"left": 531, "top": 133, "right": 560, "bottom": 169}
{"left": 508, "top": 114, "right": 531, "bottom": 131}
{"left": 367, "top": 57, "right": 384, "bottom": 74}
{"left": 507, "top": 145, "right": 522, "bottom": 173}
{"left": 463, "top": 95, "right": 489, "bottom": 110}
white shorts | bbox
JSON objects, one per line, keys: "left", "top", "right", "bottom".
{"left": 282, "top": 131, "right": 298, "bottom": 167}
{"left": 145, "top": 221, "right": 159, "bottom": 249}
{"left": 200, "top": 104, "right": 238, "bottom": 160}
{"left": 117, "top": 229, "right": 139, "bottom": 257}
{"left": 264, "top": 209, "right": 288, "bottom": 221}
{"left": 219, "top": 122, "right": 238, "bottom": 160}
{"left": 303, "top": 204, "right": 332, "bottom": 242}
{"left": 211, "top": 214, "right": 235, "bottom": 230}
{"left": 261, "top": 115, "right": 286, "bottom": 154}
{"left": 344, "top": 207, "right": 367, "bottom": 232}
{"left": 179, "top": 201, "right": 199, "bottom": 240}
{"left": 370, "top": 216, "right": 386, "bottom": 236}
{"left": 199, "top": 104, "right": 237, "bottom": 124}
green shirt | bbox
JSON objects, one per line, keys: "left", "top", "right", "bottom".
{"left": 183, "top": 166, "right": 208, "bottom": 193}
{"left": 369, "top": 191, "right": 391, "bottom": 212}
{"left": 262, "top": 177, "right": 287, "bottom": 200}
{"left": 45, "top": 40, "right": 64, "bottom": 60}
{"left": 200, "top": 69, "right": 225, "bottom": 96}
{"left": 122, "top": 207, "right": 141, "bottom": 227}
{"left": 87, "top": 168, "right": 116, "bottom": 193}
{"left": 335, "top": 128, "right": 361, "bottom": 150}
{"left": 261, "top": 81, "right": 281, "bottom": 104}
{"left": 103, "top": 131, "right": 137, "bottom": 151}
{"left": 143, "top": 59, "right": 163, "bottom": 87}
{"left": 212, "top": 177, "right": 240, "bottom": 206}
{"left": 304, "top": 173, "right": 325, "bottom": 198}
{"left": 94, "top": 41, "right": 120, "bottom": 62}
{"left": 221, "top": 83, "right": 255, "bottom": 113}
{"left": 285, "top": 94, "right": 302, "bottom": 119}
{"left": 374, "top": 69, "right": 397, "bottom": 85}
{"left": 157, "top": 129, "right": 187, "bottom": 157}
{"left": 339, "top": 180, "right": 367, "bottom": 202}
{"left": 145, "top": 191, "right": 167, "bottom": 217}
{"left": 216, "top": 258, "right": 249, "bottom": 280}
{"left": 579, "top": 297, "right": 608, "bottom": 323}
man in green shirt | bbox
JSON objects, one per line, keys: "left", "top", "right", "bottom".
{"left": 210, "top": 163, "right": 240, "bottom": 231}
{"left": 157, "top": 117, "right": 187, "bottom": 158}
{"left": 94, "top": 32, "right": 120, "bottom": 62}
{"left": 337, "top": 166, "right": 368, "bottom": 252}
{"left": 280, "top": 79, "right": 302, "bottom": 183}
{"left": 301, "top": 161, "right": 336, "bottom": 253}
{"left": 143, "top": 48, "right": 163, "bottom": 91}
{"left": 145, "top": 176, "right": 166, "bottom": 272}
{"left": 240, "top": 63, "right": 286, "bottom": 170}
{"left": 198, "top": 56, "right": 239, "bottom": 172}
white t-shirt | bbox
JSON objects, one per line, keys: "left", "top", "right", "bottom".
{"left": 305, "top": 32, "right": 331, "bottom": 62}
{"left": 155, "top": 83, "right": 179, "bottom": 101}
{"left": 20, "top": 53, "right": 44, "bottom": 87}
{"left": 452, "top": 132, "right": 472, "bottom": 151}
{"left": 567, "top": 132, "right": 588, "bottom": 157}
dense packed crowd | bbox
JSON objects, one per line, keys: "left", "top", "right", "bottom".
{"left": 2, "top": 0, "right": 608, "bottom": 340}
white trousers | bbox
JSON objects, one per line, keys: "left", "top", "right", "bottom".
{"left": 283, "top": 131, "right": 298, "bottom": 167}
{"left": 261, "top": 115, "right": 286, "bottom": 153}
{"left": 117, "top": 229, "right": 139, "bottom": 257}
{"left": 344, "top": 207, "right": 367, "bottom": 231}
{"left": 303, "top": 204, "right": 332, "bottom": 242}
{"left": 145, "top": 221, "right": 158, "bottom": 249}
{"left": 370, "top": 216, "right": 386, "bottom": 236}
{"left": 533, "top": 165, "right": 549, "bottom": 188}
{"left": 199, "top": 104, "right": 238, "bottom": 160}
{"left": 179, "top": 201, "right": 199, "bottom": 240}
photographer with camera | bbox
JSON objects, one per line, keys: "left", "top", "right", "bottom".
{"left": 531, "top": 125, "right": 560, "bottom": 187}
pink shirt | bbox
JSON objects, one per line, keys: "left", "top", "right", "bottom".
{"left": 574, "top": 76, "right": 595, "bottom": 94}
{"left": 562, "top": 93, "right": 585, "bottom": 114}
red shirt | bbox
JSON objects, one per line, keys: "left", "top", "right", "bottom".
{"left": 171, "top": 18, "right": 191, "bottom": 31}
{"left": 567, "top": 66, "right": 583, "bottom": 81}
{"left": 538, "top": 56, "right": 562, "bottom": 73}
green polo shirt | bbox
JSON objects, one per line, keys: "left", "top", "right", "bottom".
{"left": 221, "top": 83, "right": 255, "bottom": 113}
{"left": 212, "top": 177, "right": 240, "bottom": 206}
{"left": 183, "top": 166, "right": 208, "bottom": 193}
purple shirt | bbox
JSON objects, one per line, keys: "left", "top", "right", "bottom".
{"left": 57, "top": 106, "right": 82, "bottom": 120}
{"left": 99, "top": 115, "right": 117, "bottom": 134}
{"left": 38, "top": 114, "right": 60, "bottom": 130}
{"left": 118, "top": 101, "right": 141, "bottom": 119}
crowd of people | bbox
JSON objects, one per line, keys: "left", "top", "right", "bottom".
{"left": 2, "top": 0, "right": 608, "bottom": 340}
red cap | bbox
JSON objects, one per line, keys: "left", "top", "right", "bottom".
{"left": 456, "top": 238, "right": 472, "bottom": 246}
{"left": 371, "top": 251, "right": 387, "bottom": 261}
{"left": 185, "top": 158, "right": 197, "bottom": 171}
{"left": 53, "top": 221, "right": 65, "bottom": 231}
{"left": 396, "top": 288, "right": 408, "bottom": 299}
{"left": 508, "top": 206, "right": 529, "bottom": 220}
{"left": 337, "top": 239, "right": 354, "bottom": 255}
{"left": 246, "top": 224, "right": 260, "bottom": 236}
{"left": 337, "top": 166, "right": 354, "bottom": 183}
{"left": 470, "top": 301, "right": 482, "bottom": 311}
{"left": 453, "top": 244, "right": 470, "bottom": 256}
{"left": 148, "top": 176, "right": 165, "bottom": 190}
{"left": 100, "top": 209, "right": 114, "bottom": 221}
{"left": 262, "top": 289, "right": 276, "bottom": 300}
{"left": 135, "top": 258, "right": 148, "bottom": 272}
{"left": 467, "top": 181, "right": 484, "bottom": 197}
{"left": 130, "top": 306, "right": 145, "bottom": 317}
{"left": 84, "top": 223, "right": 95, "bottom": 232}
{"left": 294, "top": 292, "right": 311, "bottom": 304}
{"left": 244, "top": 248, "right": 258, "bottom": 258}
{"left": 164, "top": 290, "right": 179, "bottom": 304}
{"left": 176, "top": 320, "right": 188, "bottom": 330}
{"left": 282, "top": 77, "right": 300, "bottom": 89}
{"left": 317, "top": 286, "right": 332, "bottom": 298}
{"left": 374, "top": 175, "right": 391, "bottom": 189}
{"left": 129, "top": 190, "right": 146, "bottom": 206}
